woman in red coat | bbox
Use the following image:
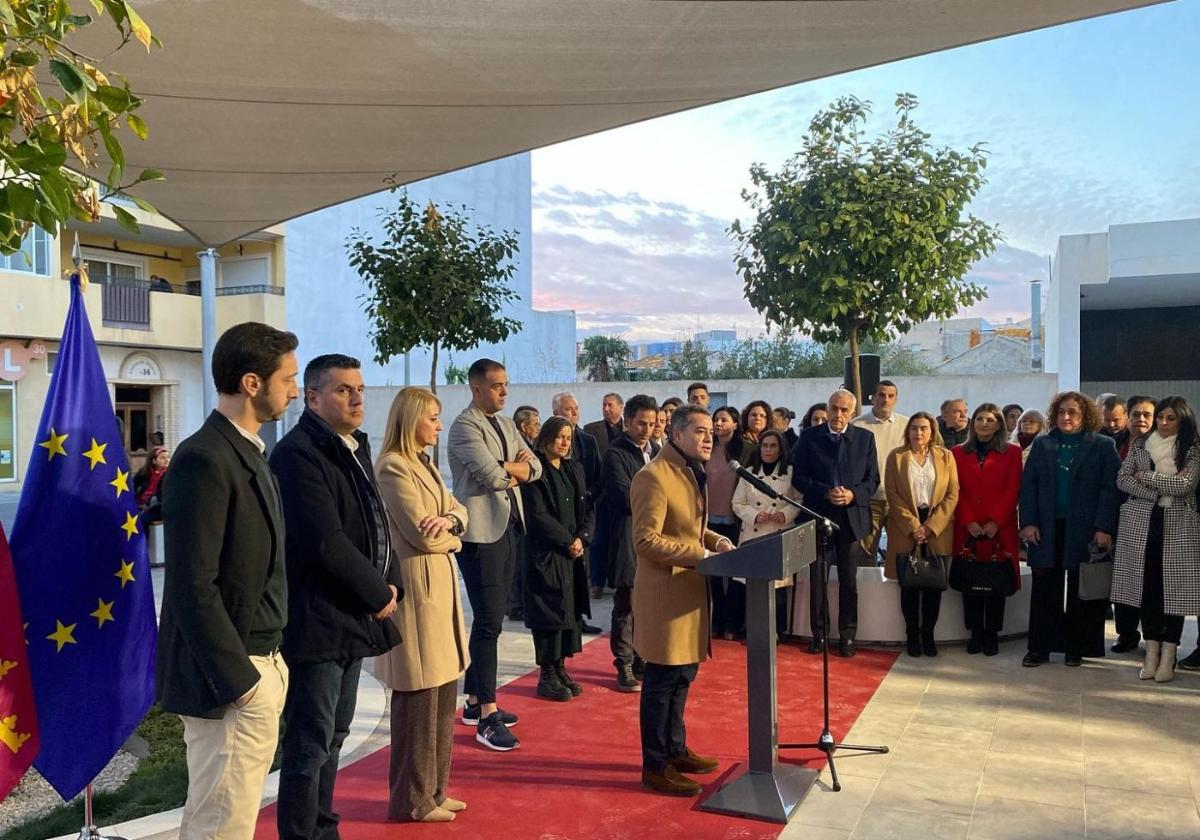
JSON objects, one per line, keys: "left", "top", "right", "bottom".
{"left": 952, "top": 403, "right": 1023, "bottom": 656}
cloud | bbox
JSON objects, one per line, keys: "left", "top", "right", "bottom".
{"left": 534, "top": 186, "right": 1053, "bottom": 340}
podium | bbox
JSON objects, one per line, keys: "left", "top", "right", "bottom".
{"left": 697, "top": 521, "right": 820, "bottom": 823}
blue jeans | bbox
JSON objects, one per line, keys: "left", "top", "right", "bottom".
{"left": 277, "top": 658, "right": 362, "bottom": 840}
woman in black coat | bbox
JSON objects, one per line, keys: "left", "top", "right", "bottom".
{"left": 520, "top": 416, "right": 595, "bottom": 702}
{"left": 1019, "top": 391, "right": 1121, "bottom": 667}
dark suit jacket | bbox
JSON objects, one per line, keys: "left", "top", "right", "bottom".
{"left": 157, "top": 411, "right": 286, "bottom": 719}
{"left": 570, "top": 424, "right": 603, "bottom": 507}
{"left": 790, "top": 423, "right": 879, "bottom": 540}
{"left": 602, "top": 434, "right": 661, "bottom": 587}
{"left": 583, "top": 418, "right": 623, "bottom": 458}
{"left": 1019, "top": 430, "right": 1120, "bottom": 569}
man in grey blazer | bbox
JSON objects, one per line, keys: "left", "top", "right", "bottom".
{"left": 447, "top": 358, "right": 542, "bottom": 751}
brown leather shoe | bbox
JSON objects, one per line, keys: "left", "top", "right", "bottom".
{"left": 641, "top": 765, "right": 702, "bottom": 797}
{"left": 669, "top": 747, "right": 719, "bottom": 775}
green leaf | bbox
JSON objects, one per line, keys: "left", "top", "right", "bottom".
{"left": 38, "top": 169, "right": 73, "bottom": 221}
{"left": 113, "top": 204, "right": 140, "bottom": 233}
{"left": 101, "top": 0, "right": 126, "bottom": 25}
{"left": 66, "top": 13, "right": 93, "bottom": 26}
{"left": 93, "top": 84, "right": 133, "bottom": 111}
{"left": 126, "top": 112, "right": 148, "bottom": 140}
{"left": 131, "top": 167, "right": 164, "bottom": 184}
{"left": 49, "top": 59, "right": 90, "bottom": 100}
{"left": 128, "top": 194, "right": 157, "bottom": 213}
{"left": 124, "top": 1, "right": 153, "bottom": 50}
{"left": 6, "top": 182, "right": 36, "bottom": 220}
{"left": 8, "top": 50, "right": 40, "bottom": 67}
{"left": 10, "top": 140, "right": 67, "bottom": 173}
{"left": 0, "top": 1, "right": 17, "bottom": 29}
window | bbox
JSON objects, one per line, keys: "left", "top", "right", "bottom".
{"left": 0, "top": 227, "right": 50, "bottom": 276}
{"left": 84, "top": 255, "right": 145, "bottom": 284}
{"left": 0, "top": 384, "right": 14, "bottom": 482}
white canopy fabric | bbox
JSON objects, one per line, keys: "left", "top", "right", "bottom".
{"left": 73, "top": 0, "right": 1161, "bottom": 246}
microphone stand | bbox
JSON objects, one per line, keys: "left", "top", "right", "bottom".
{"left": 733, "top": 466, "right": 888, "bottom": 792}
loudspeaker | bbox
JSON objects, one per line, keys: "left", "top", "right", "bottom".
{"left": 843, "top": 354, "right": 881, "bottom": 399}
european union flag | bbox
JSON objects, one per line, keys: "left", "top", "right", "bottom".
{"left": 9, "top": 273, "right": 157, "bottom": 800}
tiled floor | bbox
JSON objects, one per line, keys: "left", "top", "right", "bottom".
{"left": 781, "top": 621, "right": 1200, "bottom": 840}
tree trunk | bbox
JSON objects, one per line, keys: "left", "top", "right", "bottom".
{"left": 848, "top": 325, "right": 863, "bottom": 413}
{"left": 430, "top": 340, "right": 440, "bottom": 467}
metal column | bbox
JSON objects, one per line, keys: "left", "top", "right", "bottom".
{"left": 199, "top": 248, "right": 218, "bottom": 415}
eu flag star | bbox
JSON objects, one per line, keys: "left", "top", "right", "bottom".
{"left": 39, "top": 428, "right": 69, "bottom": 460}
{"left": 90, "top": 599, "right": 115, "bottom": 627}
{"left": 120, "top": 512, "right": 139, "bottom": 541}
{"left": 114, "top": 560, "right": 136, "bottom": 589}
{"left": 82, "top": 438, "right": 108, "bottom": 470}
{"left": 47, "top": 621, "right": 78, "bottom": 652}
{"left": 110, "top": 468, "right": 130, "bottom": 498}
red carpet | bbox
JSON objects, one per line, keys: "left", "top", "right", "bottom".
{"left": 256, "top": 637, "right": 897, "bottom": 839}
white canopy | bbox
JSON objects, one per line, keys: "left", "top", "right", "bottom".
{"left": 74, "top": 0, "right": 1161, "bottom": 246}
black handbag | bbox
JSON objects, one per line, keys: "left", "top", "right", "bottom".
{"left": 950, "top": 537, "right": 1017, "bottom": 597}
{"left": 1078, "top": 541, "right": 1114, "bottom": 601}
{"left": 896, "top": 543, "right": 949, "bottom": 591}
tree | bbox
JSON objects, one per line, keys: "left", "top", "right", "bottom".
{"left": 731, "top": 93, "right": 1000, "bottom": 406}
{"left": 0, "top": 1, "right": 163, "bottom": 252}
{"left": 349, "top": 190, "right": 522, "bottom": 396}
{"left": 577, "top": 335, "right": 631, "bottom": 382}
{"left": 444, "top": 357, "right": 468, "bottom": 385}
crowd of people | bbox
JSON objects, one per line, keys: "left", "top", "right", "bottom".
{"left": 155, "top": 321, "right": 1200, "bottom": 836}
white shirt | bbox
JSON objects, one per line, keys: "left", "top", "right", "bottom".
{"left": 908, "top": 452, "right": 936, "bottom": 508}
{"left": 229, "top": 417, "right": 266, "bottom": 455}
{"left": 851, "top": 410, "right": 909, "bottom": 500}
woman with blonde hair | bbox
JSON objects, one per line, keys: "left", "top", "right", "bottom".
{"left": 884, "top": 412, "right": 959, "bottom": 657}
{"left": 374, "top": 387, "right": 470, "bottom": 822}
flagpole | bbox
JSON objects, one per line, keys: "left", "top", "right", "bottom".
{"left": 75, "top": 783, "right": 128, "bottom": 840}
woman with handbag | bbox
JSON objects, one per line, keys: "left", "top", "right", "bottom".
{"left": 1019, "top": 391, "right": 1121, "bottom": 667}
{"left": 732, "top": 429, "right": 802, "bottom": 637}
{"left": 884, "top": 412, "right": 959, "bottom": 657}
{"left": 1111, "top": 396, "right": 1200, "bottom": 683}
{"left": 952, "top": 403, "right": 1023, "bottom": 656}
{"left": 373, "top": 387, "right": 470, "bottom": 821}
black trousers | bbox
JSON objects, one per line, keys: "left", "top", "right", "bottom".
{"left": 1114, "top": 601, "right": 1142, "bottom": 644}
{"left": 611, "top": 585, "right": 635, "bottom": 665}
{"left": 1140, "top": 506, "right": 1185, "bottom": 645}
{"left": 810, "top": 523, "right": 858, "bottom": 639}
{"left": 277, "top": 657, "right": 362, "bottom": 840}
{"left": 1027, "top": 520, "right": 1107, "bottom": 658}
{"left": 708, "top": 520, "right": 744, "bottom": 636}
{"left": 589, "top": 508, "right": 609, "bottom": 589}
{"left": 963, "top": 592, "right": 1006, "bottom": 633}
{"left": 900, "top": 588, "right": 943, "bottom": 637}
{"left": 639, "top": 662, "right": 698, "bottom": 773}
{"left": 459, "top": 527, "right": 518, "bottom": 704}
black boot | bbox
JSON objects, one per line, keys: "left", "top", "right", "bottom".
{"left": 921, "top": 627, "right": 938, "bottom": 657}
{"left": 983, "top": 630, "right": 1000, "bottom": 657}
{"left": 555, "top": 659, "right": 582, "bottom": 697}
{"left": 906, "top": 627, "right": 922, "bottom": 657}
{"left": 537, "top": 664, "right": 572, "bottom": 702}
{"left": 966, "top": 628, "right": 983, "bottom": 655}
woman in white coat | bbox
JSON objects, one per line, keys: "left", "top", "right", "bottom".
{"left": 732, "top": 429, "right": 802, "bottom": 636}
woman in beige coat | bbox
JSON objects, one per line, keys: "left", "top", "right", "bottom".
{"left": 374, "top": 387, "right": 470, "bottom": 823}
{"left": 884, "top": 412, "right": 959, "bottom": 657}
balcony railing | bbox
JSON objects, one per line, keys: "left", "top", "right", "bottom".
{"left": 97, "top": 274, "right": 151, "bottom": 329}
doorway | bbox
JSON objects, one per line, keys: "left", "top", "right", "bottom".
{"left": 115, "top": 385, "right": 152, "bottom": 472}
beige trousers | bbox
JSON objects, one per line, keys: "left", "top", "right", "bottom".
{"left": 179, "top": 652, "right": 289, "bottom": 840}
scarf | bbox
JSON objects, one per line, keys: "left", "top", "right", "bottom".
{"left": 1145, "top": 431, "right": 1178, "bottom": 508}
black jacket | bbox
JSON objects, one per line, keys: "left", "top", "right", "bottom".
{"left": 269, "top": 409, "right": 402, "bottom": 663}
{"left": 602, "top": 433, "right": 660, "bottom": 587}
{"left": 157, "top": 412, "right": 287, "bottom": 719}
{"left": 571, "top": 424, "right": 603, "bottom": 508}
{"left": 520, "top": 456, "right": 594, "bottom": 630}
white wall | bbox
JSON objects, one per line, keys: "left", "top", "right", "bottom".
{"left": 284, "top": 152, "right": 576, "bottom": 386}
{"left": 332, "top": 373, "right": 1061, "bottom": 468}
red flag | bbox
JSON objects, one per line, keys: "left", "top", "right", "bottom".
{"left": 0, "top": 522, "right": 39, "bottom": 802}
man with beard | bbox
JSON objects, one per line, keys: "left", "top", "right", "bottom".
{"left": 159, "top": 322, "right": 300, "bottom": 839}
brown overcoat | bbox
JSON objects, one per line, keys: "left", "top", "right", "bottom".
{"left": 372, "top": 451, "right": 470, "bottom": 692}
{"left": 631, "top": 442, "right": 727, "bottom": 666}
{"left": 883, "top": 446, "right": 959, "bottom": 579}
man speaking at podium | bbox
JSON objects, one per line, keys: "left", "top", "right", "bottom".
{"left": 630, "top": 405, "right": 734, "bottom": 797}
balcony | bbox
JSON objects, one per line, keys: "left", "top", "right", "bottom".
{"left": 97, "top": 274, "right": 152, "bottom": 329}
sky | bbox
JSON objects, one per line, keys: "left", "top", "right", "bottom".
{"left": 529, "top": 0, "right": 1200, "bottom": 342}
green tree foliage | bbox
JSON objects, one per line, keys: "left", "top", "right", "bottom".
{"left": 348, "top": 191, "right": 522, "bottom": 394}
{"left": 577, "top": 334, "right": 631, "bottom": 382}
{"left": 731, "top": 93, "right": 1000, "bottom": 405}
{"left": 715, "top": 334, "right": 934, "bottom": 380}
{"left": 0, "top": 0, "right": 163, "bottom": 252}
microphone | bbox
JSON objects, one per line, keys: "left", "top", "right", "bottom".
{"left": 729, "top": 460, "right": 781, "bottom": 500}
